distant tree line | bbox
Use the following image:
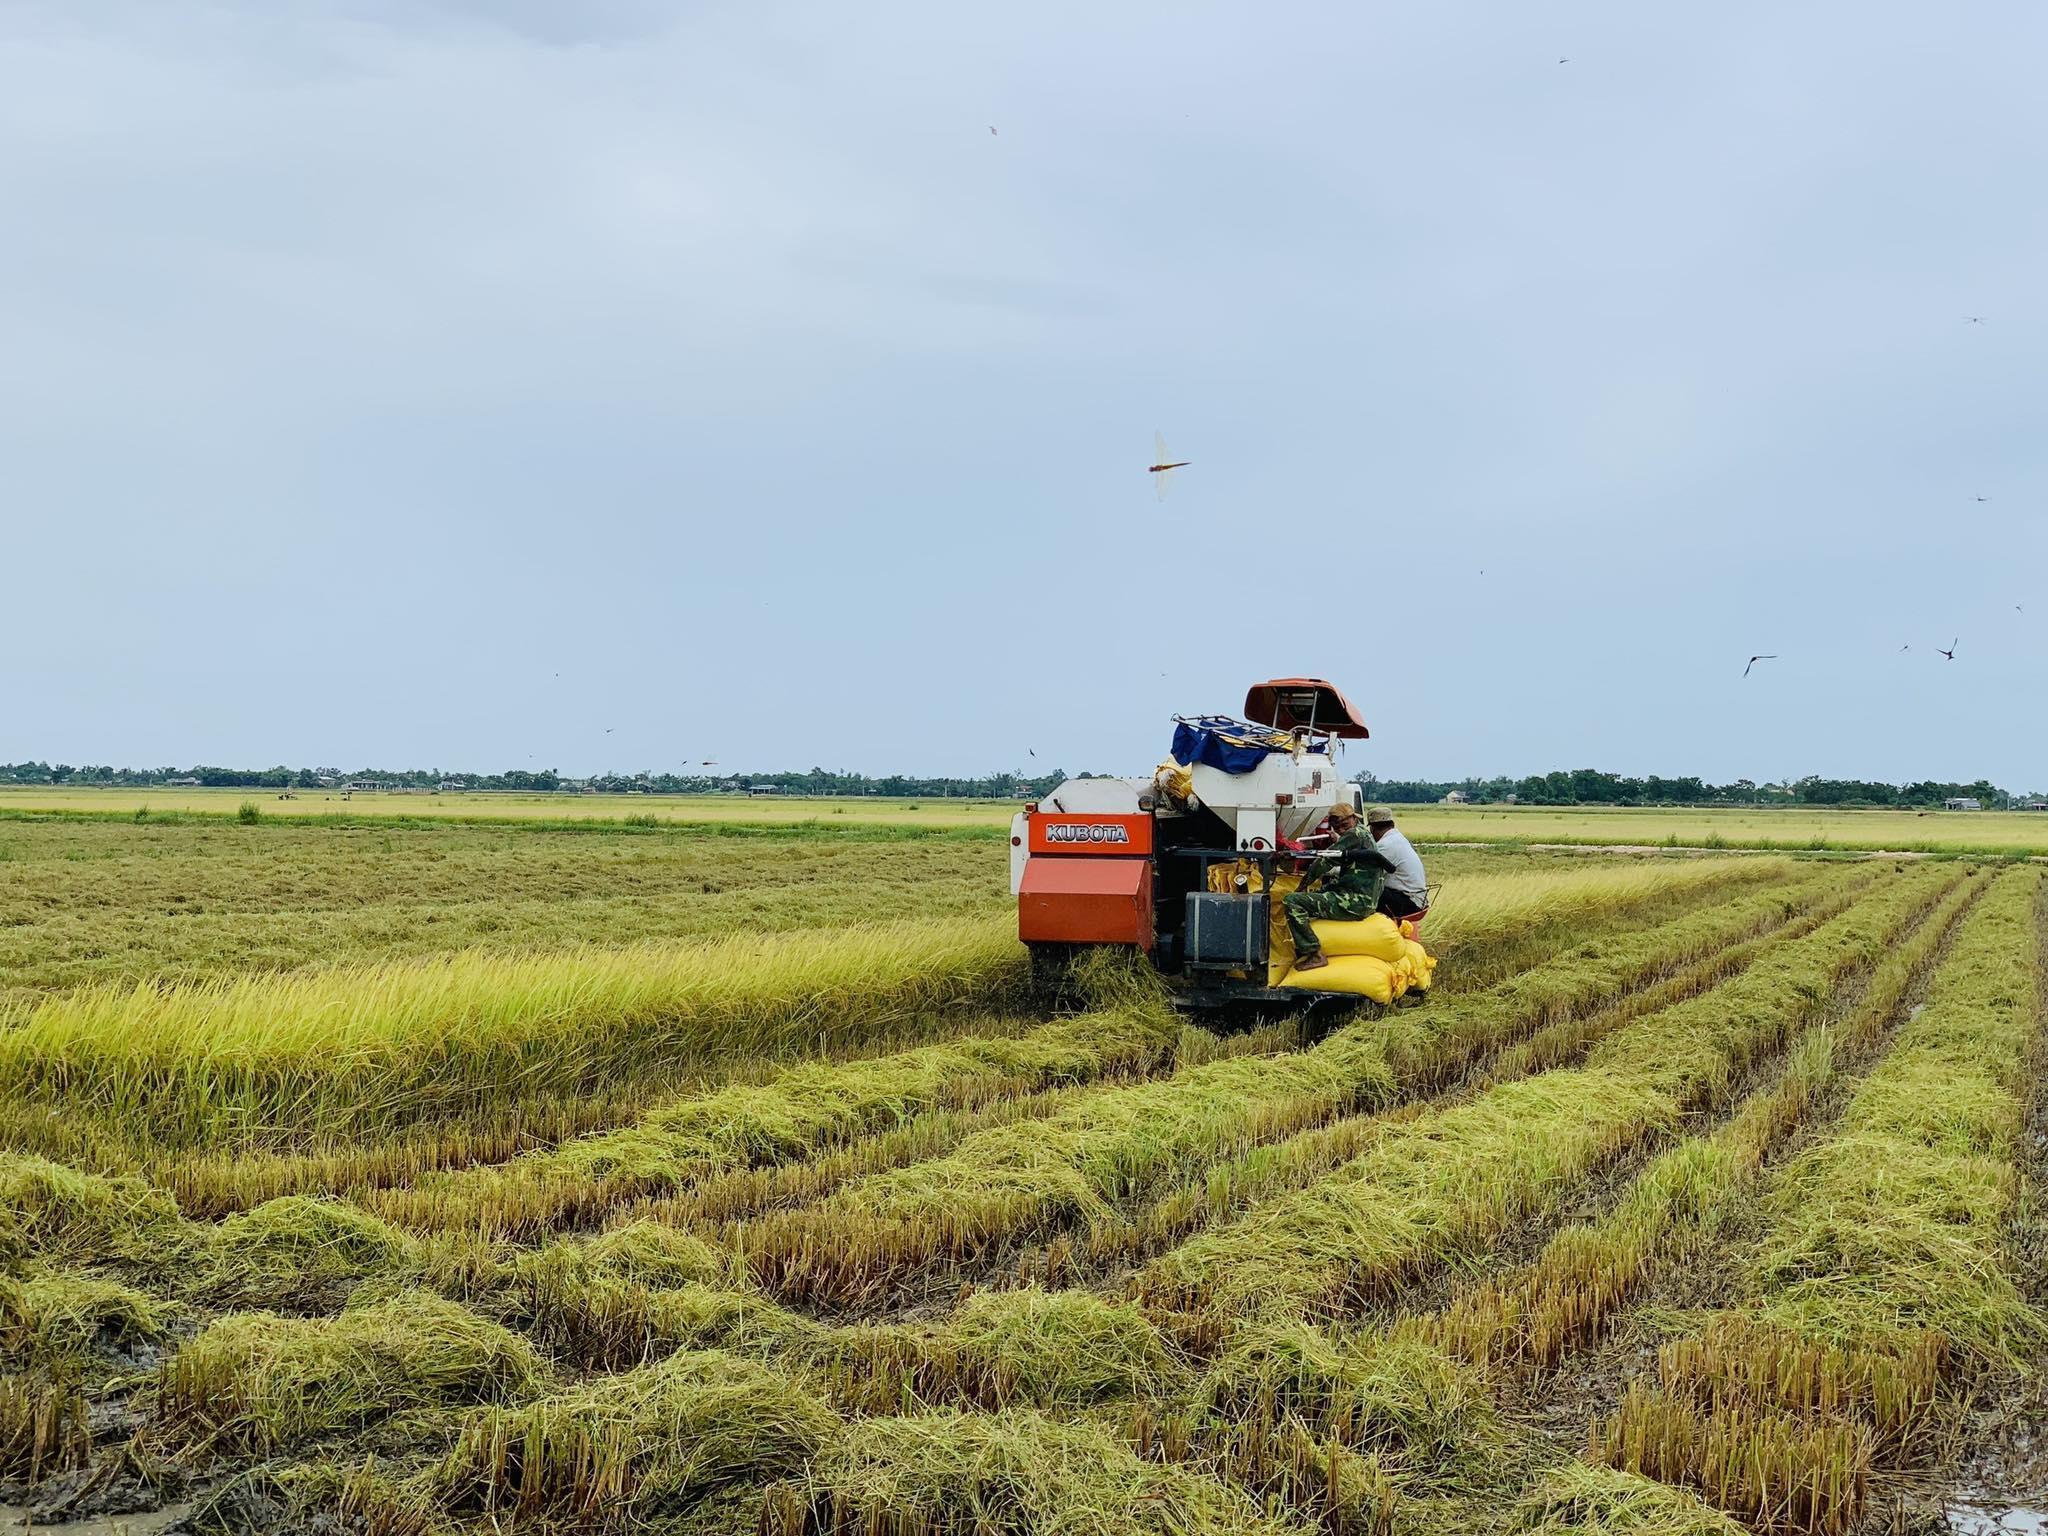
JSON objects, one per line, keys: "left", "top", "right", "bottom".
{"left": 0, "top": 761, "right": 1079, "bottom": 799}
{"left": 1357, "top": 769, "right": 2036, "bottom": 808}
{"left": 2, "top": 761, "right": 2037, "bottom": 808}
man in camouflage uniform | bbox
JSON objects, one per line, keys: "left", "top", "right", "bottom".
{"left": 1284, "top": 802, "right": 1399, "bottom": 971}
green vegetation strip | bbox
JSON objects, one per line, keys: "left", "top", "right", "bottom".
{"left": 737, "top": 870, "right": 1859, "bottom": 1307}
{"left": 357, "top": 866, "right": 1792, "bottom": 1247}
{"left": 0, "top": 1163, "right": 487, "bottom": 1319}
{"left": 0, "top": 802, "right": 1010, "bottom": 839}
{"left": 432, "top": 1346, "right": 836, "bottom": 1526}
{"left": 1586, "top": 868, "right": 2046, "bottom": 1536}
{"left": 145, "top": 857, "right": 1724, "bottom": 1216}
{"left": 511, "top": 1227, "right": 1180, "bottom": 1410}
{"left": 500, "top": 1241, "right": 1500, "bottom": 1536}
{"left": 165, "top": 1272, "right": 1285, "bottom": 1533}
{"left": 366, "top": 976, "right": 1181, "bottom": 1242}
{"left": 1403, "top": 858, "right": 1793, "bottom": 995}
{"left": 154, "top": 1291, "right": 547, "bottom": 1455}
{"left": 1078, "top": 862, "right": 1859, "bottom": 1277}
{"left": 1513, "top": 1463, "right": 1748, "bottom": 1536}
{"left": 759, "top": 1407, "right": 1310, "bottom": 1536}
{"left": 1139, "top": 867, "right": 1951, "bottom": 1330}
{"left": 0, "top": 915, "right": 1028, "bottom": 1153}
{"left": 1426, "top": 872, "right": 1986, "bottom": 1375}
{"left": 1, "top": 1271, "right": 178, "bottom": 1377}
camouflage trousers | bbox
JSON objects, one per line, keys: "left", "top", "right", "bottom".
{"left": 1283, "top": 887, "right": 1380, "bottom": 957}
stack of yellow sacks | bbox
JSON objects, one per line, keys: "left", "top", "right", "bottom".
{"left": 1201, "top": 864, "right": 1436, "bottom": 999}
{"left": 1279, "top": 913, "right": 1435, "bottom": 1004}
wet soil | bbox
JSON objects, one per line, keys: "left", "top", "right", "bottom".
{"left": 0, "top": 1501, "right": 188, "bottom": 1535}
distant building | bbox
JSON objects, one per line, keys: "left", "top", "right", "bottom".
{"left": 1944, "top": 797, "right": 1984, "bottom": 811}
{"left": 2018, "top": 798, "right": 2048, "bottom": 811}
{"left": 749, "top": 785, "right": 782, "bottom": 796}
{"left": 1441, "top": 790, "right": 1470, "bottom": 805}
{"left": 344, "top": 779, "right": 397, "bottom": 792}
{"left": 437, "top": 779, "right": 468, "bottom": 791}
{"left": 167, "top": 776, "right": 202, "bottom": 786}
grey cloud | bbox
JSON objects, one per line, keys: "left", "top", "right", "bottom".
{"left": 2, "top": 1, "right": 2044, "bottom": 785}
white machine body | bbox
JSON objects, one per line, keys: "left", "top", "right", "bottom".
{"left": 1186, "top": 748, "right": 1358, "bottom": 852}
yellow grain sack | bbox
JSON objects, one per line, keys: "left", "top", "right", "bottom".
{"left": 1208, "top": 859, "right": 1270, "bottom": 894}
{"left": 1154, "top": 758, "right": 1196, "bottom": 805}
{"left": 1282, "top": 954, "right": 1398, "bottom": 1003}
{"left": 1400, "top": 937, "right": 1435, "bottom": 990}
{"left": 1266, "top": 870, "right": 1303, "bottom": 984}
{"left": 1309, "top": 913, "right": 1406, "bottom": 962}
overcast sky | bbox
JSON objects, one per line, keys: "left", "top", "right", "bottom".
{"left": 5, "top": 2, "right": 2044, "bottom": 786}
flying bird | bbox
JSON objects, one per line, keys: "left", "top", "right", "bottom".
{"left": 1937, "top": 638, "right": 1958, "bottom": 661}
{"left": 1742, "top": 654, "right": 1777, "bottom": 678}
{"left": 1557, "top": 56, "right": 1570, "bottom": 63}
{"left": 989, "top": 125, "right": 997, "bottom": 136}
{"left": 1028, "top": 748, "right": 1036, "bottom": 757}
{"left": 701, "top": 760, "right": 717, "bottom": 766}
{"left": 1900, "top": 644, "right": 1911, "bottom": 652}
{"left": 1148, "top": 433, "right": 1189, "bottom": 500}
{"left": 1966, "top": 316, "right": 1986, "bottom": 324}
{"left": 1974, "top": 495, "right": 1991, "bottom": 503}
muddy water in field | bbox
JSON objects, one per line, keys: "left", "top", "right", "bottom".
{"left": 0, "top": 1507, "right": 186, "bottom": 1535}
{"left": 1948, "top": 1502, "right": 2048, "bottom": 1534}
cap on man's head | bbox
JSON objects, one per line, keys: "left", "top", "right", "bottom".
{"left": 1366, "top": 806, "right": 1396, "bottom": 827}
{"left": 1329, "top": 803, "right": 1359, "bottom": 822}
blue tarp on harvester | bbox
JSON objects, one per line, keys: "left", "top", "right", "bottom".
{"left": 1170, "top": 716, "right": 1299, "bottom": 775}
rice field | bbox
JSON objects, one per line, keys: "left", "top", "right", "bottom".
{"left": 1, "top": 817, "right": 2042, "bottom": 1536}
{"left": 9, "top": 784, "right": 2048, "bottom": 854}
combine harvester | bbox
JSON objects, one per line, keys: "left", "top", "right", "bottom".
{"left": 1011, "top": 678, "right": 1434, "bottom": 1011}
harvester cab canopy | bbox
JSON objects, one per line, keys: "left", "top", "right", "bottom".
{"left": 1241, "top": 678, "right": 1370, "bottom": 740}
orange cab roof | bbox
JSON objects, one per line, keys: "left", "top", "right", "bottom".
{"left": 1242, "top": 678, "right": 1369, "bottom": 739}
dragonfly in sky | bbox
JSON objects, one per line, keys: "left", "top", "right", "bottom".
{"left": 1148, "top": 432, "right": 1190, "bottom": 500}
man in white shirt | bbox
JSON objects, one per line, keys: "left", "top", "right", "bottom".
{"left": 1365, "top": 806, "right": 1429, "bottom": 919}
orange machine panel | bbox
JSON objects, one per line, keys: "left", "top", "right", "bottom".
{"left": 1026, "top": 813, "right": 1154, "bottom": 856}
{"left": 1019, "top": 857, "right": 1154, "bottom": 949}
